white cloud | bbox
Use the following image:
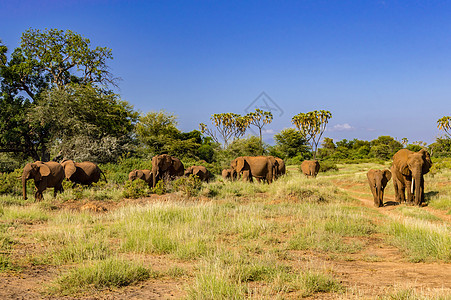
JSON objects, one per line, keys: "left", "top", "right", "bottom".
{"left": 263, "top": 129, "right": 275, "bottom": 134}
{"left": 328, "top": 123, "right": 354, "bottom": 132}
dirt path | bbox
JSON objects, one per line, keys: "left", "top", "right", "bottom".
{"left": 325, "top": 179, "right": 451, "bottom": 298}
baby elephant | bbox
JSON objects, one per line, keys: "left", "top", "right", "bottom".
{"left": 367, "top": 169, "right": 392, "bottom": 207}
{"left": 184, "top": 166, "right": 211, "bottom": 182}
{"left": 129, "top": 169, "right": 153, "bottom": 187}
{"left": 221, "top": 168, "right": 236, "bottom": 181}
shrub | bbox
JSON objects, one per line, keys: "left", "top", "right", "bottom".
{"left": 319, "top": 161, "right": 338, "bottom": 173}
{"left": 122, "top": 180, "right": 150, "bottom": 199}
{"left": 172, "top": 175, "right": 202, "bottom": 197}
{"left": 151, "top": 180, "right": 167, "bottom": 195}
{"left": 0, "top": 169, "right": 22, "bottom": 196}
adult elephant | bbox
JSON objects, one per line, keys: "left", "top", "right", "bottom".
{"left": 391, "top": 149, "right": 432, "bottom": 206}
{"left": 22, "top": 161, "right": 65, "bottom": 201}
{"left": 367, "top": 169, "right": 392, "bottom": 207}
{"left": 301, "top": 160, "right": 320, "bottom": 178}
{"left": 275, "top": 157, "right": 286, "bottom": 177}
{"left": 221, "top": 169, "right": 236, "bottom": 181}
{"left": 230, "top": 156, "right": 274, "bottom": 183}
{"left": 129, "top": 169, "right": 153, "bottom": 187}
{"left": 184, "top": 166, "right": 211, "bottom": 182}
{"left": 61, "top": 160, "right": 107, "bottom": 186}
{"left": 151, "top": 154, "right": 184, "bottom": 187}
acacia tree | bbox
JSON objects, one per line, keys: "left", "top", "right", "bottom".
{"left": 437, "top": 116, "right": 451, "bottom": 137}
{"left": 291, "top": 110, "right": 332, "bottom": 159}
{"left": 200, "top": 113, "right": 250, "bottom": 147}
{"left": 0, "top": 28, "right": 126, "bottom": 161}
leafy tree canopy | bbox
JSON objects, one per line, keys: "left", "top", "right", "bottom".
{"left": 0, "top": 28, "right": 128, "bottom": 162}
{"left": 273, "top": 128, "right": 310, "bottom": 159}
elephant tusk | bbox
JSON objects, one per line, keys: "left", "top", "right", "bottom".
{"left": 411, "top": 178, "right": 414, "bottom": 194}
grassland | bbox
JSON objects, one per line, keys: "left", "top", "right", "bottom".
{"left": 0, "top": 162, "right": 449, "bottom": 299}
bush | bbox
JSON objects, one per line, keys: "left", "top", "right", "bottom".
{"left": 319, "top": 161, "right": 338, "bottom": 173}
{"left": 0, "top": 169, "right": 22, "bottom": 196}
{"left": 172, "top": 175, "right": 202, "bottom": 197}
{"left": 122, "top": 180, "right": 150, "bottom": 199}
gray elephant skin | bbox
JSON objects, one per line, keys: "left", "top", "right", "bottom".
{"left": 129, "top": 169, "right": 153, "bottom": 187}
{"left": 184, "top": 166, "right": 211, "bottom": 182}
{"left": 61, "top": 160, "right": 107, "bottom": 186}
{"left": 367, "top": 169, "right": 391, "bottom": 207}
{"left": 22, "top": 161, "right": 65, "bottom": 201}
{"left": 231, "top": 156, "right": 274, "bottom": 183}
{"left": 391, "top": 149, "right": 432, "bottom": 206}
{"left": 151, "top": 154, "right": 184, "bottom": 187}
{"left": 301, "top": 160, "right": 320, "bottom": 177}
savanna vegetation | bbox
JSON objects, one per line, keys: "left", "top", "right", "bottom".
{"left": 0, "top": 28, "right": 450, "bottom": 299}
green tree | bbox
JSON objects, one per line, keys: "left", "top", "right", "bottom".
{"left": 135, "top": 110, "right": 180, "bottom": 155}
{"left": 30, "top": 85, "right": 138, "bottom": 162}
{"left": 0, "top": 28, "right": 120, "bottom": 161}
{"left": 199, "top": 113, "right": 250, "bottom": 147}
{"left": 291, "top": 110, "right": 332, "bottom": 159}
{"left": 273, "top": 128, "right": 310, "bottom": 159}
{"left": 245, "top": 108, "right": 273, "bottom": 150}
{"left": 437, "top": 116, "right": 451, "bottom": 137}
{"left": 369, "top": 136, "right": 403, "bottom": 160}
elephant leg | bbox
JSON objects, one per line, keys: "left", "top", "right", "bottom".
{"left": 54, "top": 184, "right": 64, "bottom": 197}
{"left": 405, "top": 180, "right": 414, "bottom": 204}
{"left": 392, "top": 179, "right": 399, "bottom": 202}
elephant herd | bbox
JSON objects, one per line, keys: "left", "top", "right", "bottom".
{"left": 20, "top": 149, "right": 432, "bottom": 207}
{"left": 367, "top": 148, "right": 432, "bottom": 207}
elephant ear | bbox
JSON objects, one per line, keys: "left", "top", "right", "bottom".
{"left": 136, "top": 170, "right": 145, "bottom": 179}
{"left": 63, "top": 160, "right": 77, "bottom": 179}
{"left": 38, "top": 164, "right": 51, "bottom": 179}
{"left": 420, "top": 149, "right": 432, "bottom": 174}
{"left": 383, "top": 169, "right": 392, "bottom": 182}
{"left": 398, "top": 159, "right": 411, "bottom": 176}
{"left": 367, "top": 169, "right": 375, "bottom": 184}
{"left": 236, "top": 157, "right": 246, "bottom": 173}
{"left": 172, "top": 158, "right": 183, "bottom": 172}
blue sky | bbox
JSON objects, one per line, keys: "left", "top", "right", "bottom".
{"left": 1, "top": 0, "right": 450, "bottom": 144}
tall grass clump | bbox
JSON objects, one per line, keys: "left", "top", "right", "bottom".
{"left": 0, "top": 205, "right": 49, "bottom": 223}
{"left": 384, "top": 217, "right": 451, "bottom": 262}
{"left": 288, "top": 204, "right": 376, "bottom": 253}
{"left": 111, "top": 203, "right": 215, "bottom": 259}
{"left": 50, "top": 257, "right": 152, "bottom": 295}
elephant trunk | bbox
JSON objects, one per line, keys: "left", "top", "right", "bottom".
{"left": 413, "top": 175, "right": 423, "bottom": 206}
{"left": 22, "top": 176, "right": 28, "bottom": 200}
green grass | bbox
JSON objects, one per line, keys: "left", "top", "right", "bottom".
{"left": 384, "top": 217, "right": 451, "bottom": 262}
{"left": 0, "top": 205, "right": 49, "bottom": 223}
{"left": 394, "top": 206, "right": 442, "bottom": 221}
{"left": 50, "top": 257, "right": 153, "bottom": 295}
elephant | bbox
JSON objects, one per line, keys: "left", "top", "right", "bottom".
{"left": 151, "top": 154, "right": 184, "bottom": 187}
{"left": 301, "top": 160, "right": 320, "bottom": 178}
{"left": 391, "top": 149, "right": 432, "bottom": 206}
{"left": 22, "top": 161, "right": 65, "bottom": 201}
{"left": 230, "top": 156, "right": 274, "bottom": 183}
{"left": 184, "top": 166, "right": 211, "bottom": 182}
{"left": 61, "top": 160, "right": 107, "bottom": 186}
{"left": 129, "top": 169, "right": 153, "bottom": 187}
{"left": 367, "top": 169, "right": 392, "bottom": 207}
{"left": 241, "top": 170, "right": 252, "bottom": 182}
{"left": 221, "top": 168, "right": 237, "bottom": 181}
{"left": 275, "top": 157, "right": 286, "bottom": 177}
